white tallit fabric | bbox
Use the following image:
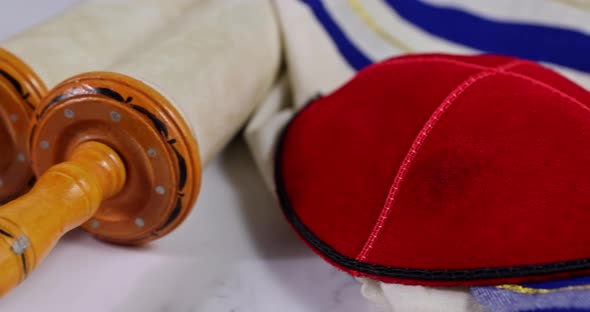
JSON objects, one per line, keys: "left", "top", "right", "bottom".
{"left": 2, "top": 0, "right": 199, "bottom": 88}
{"left": 244, "top": 1, "right": 590, "bottom": 311}
{"left": 359, "top": 278, "right": 484, "bottom": 312}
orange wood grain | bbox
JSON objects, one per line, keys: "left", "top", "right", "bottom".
{"left": 0, "top": 48, "right": 47, "bottom": 202}
{"left": 0, "top": 141, "right": 125, "bottom": 295}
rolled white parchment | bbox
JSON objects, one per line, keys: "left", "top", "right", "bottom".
{"left": 113, "top": 0, "right": 281, "bottom": 164}
{"left": 2, "top": 0, "right": 198, "bottom": 88}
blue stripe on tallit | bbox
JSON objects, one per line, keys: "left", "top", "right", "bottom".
{"left": 521, "top": 309, "right": 590, "bottom": 312}
{"left": 472, "top": 281, "right": 590, "bottom": 312}
{"left": 522, "top": 276, "right": 590, "bottom": 290}
{"left": 382, "top": 0, "right": 590, "bottom": 73}
{"left": 300, "top": 0, "right": 373, "bottom": 70}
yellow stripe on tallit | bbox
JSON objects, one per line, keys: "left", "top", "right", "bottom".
{"left": 346, "top": 0, "right": 413, "bottom": 53}
{"left": 497, "top": 284, "right": 590, "bottom": 294}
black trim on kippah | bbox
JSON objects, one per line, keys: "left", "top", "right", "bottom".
{"left": 273, "top": 101, "right": 590, "bottom": 282}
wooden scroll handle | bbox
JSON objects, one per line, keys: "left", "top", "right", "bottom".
{"left": 0, "top": 141, "right": 125, "bottom": 296}
{"left": 0, "top": 49, "right": 47, "bottom": 202}
{"left": 0, "top": 72, "right": 201, "bottom": 297}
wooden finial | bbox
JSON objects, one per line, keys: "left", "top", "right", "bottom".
{"left": 0, "top": 141, "right": 125, "bottom": 295}
{"left": 0, "top": 72, "right": 201, "bottom": 296}
{"left": 29, "top": 72, "right": 202, "bottom": 243}
{"left": 0, "top": 48, "right": 46, "bottom": 202}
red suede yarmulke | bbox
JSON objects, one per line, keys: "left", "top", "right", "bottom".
{"left": 275, "top": 54, "right": 590, "bottom": 286}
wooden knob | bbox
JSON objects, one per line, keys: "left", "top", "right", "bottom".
{"left": 29, "top": 72, "right": 201, "bottom": 244}
{"left": 0, "top": 71, "right": 200, "bottom": 297}
{"left": 0, "top": 141, "right": 125, "bottom": 296}
{"left": 0, "top": 49, "right": 46, "bottom": 202}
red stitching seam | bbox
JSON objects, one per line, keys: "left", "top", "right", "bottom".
{"left": 503, "top": 71, "right": 590, "bottom": 115}
{"left": 352, "top": 57, "right": 590, "bottom": 263}
{"left": 354, "top": 61, "right": 526, "bottom": 262}
{"left": 354, "top": 58, "right": 588, "bottom": 262}
{"left": 353, "top": 57, "right": 491, "bottom": 82}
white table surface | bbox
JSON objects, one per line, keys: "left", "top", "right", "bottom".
{"left": 0, "top": 1, "right": 383, "bottom": 311}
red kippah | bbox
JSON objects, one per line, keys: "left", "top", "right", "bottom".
{"left": 275, "top": 53, "right": 590, "bottom": 286}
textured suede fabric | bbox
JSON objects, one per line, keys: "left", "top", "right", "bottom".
{"left": 276, "top": 54, "right": 590, "bottom": 286}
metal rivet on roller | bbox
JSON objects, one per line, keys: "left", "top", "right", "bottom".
{"left": 147, "top": 148, "right": 157, "bottom": 158}
{"left": 90, "top": 219, "right": 100, "bottom": 228}
{"left": 110, "top": 111, "right": 121, "bottom": 122}
{"left": 64, "top": 109, "right": 74, "bottom": 119}
{"left": 9, "top": 114, "right": 17, "bottom": 122}
{"left": 40, "top": 141, "right": 49, "bottom": 149}
{"left": 155, "top": 186, "right": 166, "bottom": 195}
{"left": 16, "top": 153, "right": 25, "bottom": 162}
{"left": 11, "top": 235, "right": 30, "bottom": 255}
{"left": 135, "top": 218, "right": 145, "bottom": 227}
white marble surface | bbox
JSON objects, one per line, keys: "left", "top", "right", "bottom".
{"left": 0, "top": 2, "right": 384, "bottom": 311}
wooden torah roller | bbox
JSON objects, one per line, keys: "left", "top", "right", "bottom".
{"left": 0, "top": 0, "right": 197, "bottom": 202}
{"left": 0, "top": 0, "right": 280, "bottom": 296}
